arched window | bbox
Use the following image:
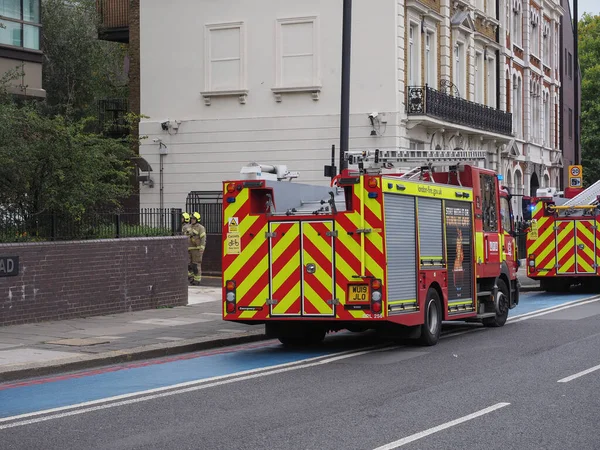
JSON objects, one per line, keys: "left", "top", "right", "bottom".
{"left": 514, "top": 169, "right": 524, "bottom": 217}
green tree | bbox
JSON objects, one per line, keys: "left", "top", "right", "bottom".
{"left": 0, "top": 102, "right": 133, "bottom": 219}
{"left": 579, "top": 13, "right": 600, "bottom": 186}
{"left": 41, "top": 0, "right": 128, "bottom": 118}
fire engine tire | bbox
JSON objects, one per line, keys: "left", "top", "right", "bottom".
{"left": 419, "top": 288, "right": 442, "bottom": 346}
{"left": 483, "top": 279, "right": 509, "bottom": 328}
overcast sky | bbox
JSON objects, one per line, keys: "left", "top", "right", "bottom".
{"left": 573, "top": 0, "right": 600, "bottom": 19}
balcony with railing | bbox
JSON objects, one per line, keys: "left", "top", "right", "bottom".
{"left": 406, "top": 85, "right": 512, "bottom": 136}
{"left": 96, "top": 0, "right": 130, "bottom": 43}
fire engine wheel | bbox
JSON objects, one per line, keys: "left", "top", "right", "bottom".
{"left": 483, "top": 279, "right": 509, "bottom": 328}
{"left": 419, "top": 288, "right": 442, "bottom": 346}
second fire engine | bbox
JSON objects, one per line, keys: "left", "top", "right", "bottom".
{"left": 222, "top": 149, "right": 520, "bottom": 346}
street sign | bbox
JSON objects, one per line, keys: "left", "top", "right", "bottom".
{"left": 0, "top": 256, "right": 19, "bottom": 277}
{"left": 568, "top": 165, "right": 583, "bottom": 189}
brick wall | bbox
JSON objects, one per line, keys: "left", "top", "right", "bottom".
{"left": 0, "top": 237, "right": 188, "bottom": 326}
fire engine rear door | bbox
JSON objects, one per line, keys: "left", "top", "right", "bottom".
{"left": 556, "top": 221, "right": 576, "bottom": 275}
{"left": 268, "top": 221, "right": 335, "bottom": 317}
{"left": 301, "top": 221, "right": 335, "bottom": 317}
{"left": 575, "top": 220, "right": 596, "bottom": 274}
{"left": 268, "top": 222, "right": 302, "bottom": 316}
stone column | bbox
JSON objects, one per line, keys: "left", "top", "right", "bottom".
{"left": 440, "top": 0, "right": 452, "bottom": 81}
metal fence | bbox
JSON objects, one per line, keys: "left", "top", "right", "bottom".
{"left": 0, "top": 208, "right": 182, "bottom": 243}
{"left": 514, "top": 219, "right": 528, "bottom": 258}
{"left": 186, "top": 191, "right": 223, "bottom": 234}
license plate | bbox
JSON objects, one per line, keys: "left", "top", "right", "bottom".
{"left": 347, "top": 284, "right": 370, "bottom": 302}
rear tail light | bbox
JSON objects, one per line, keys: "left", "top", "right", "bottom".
{"left": 368, "top": 178, "right": 378, "bottom": 188}
{"left": 371, "top": 278, "right": 383, "bottom": 315}
{"left": 528, "top": 255, "right": 536, "bottom": 271}
{"left": 226, "top": 183, "right": 236, "bottom": 193}
{"left": 225, "top": 280, "right": 236, "bottom": 313}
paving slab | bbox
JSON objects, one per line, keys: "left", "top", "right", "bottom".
{"left": 0, "top": 280, "right": 265, "bottom": 382}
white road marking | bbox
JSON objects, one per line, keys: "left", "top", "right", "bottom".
{"left": 372, "top": 403, "right": 511, "bottom": 450}
{"left": 0, "top": 346, "right": 383, "bottom": 430}
{"left": 508, "top": 296, "right": 600, "bottom": 323}
{"left": 558, "top": 363, "right": 600, "bottom": 383}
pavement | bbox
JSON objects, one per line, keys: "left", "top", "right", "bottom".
{"left": 0, "top": 263, "right": 540, "bottom": 383}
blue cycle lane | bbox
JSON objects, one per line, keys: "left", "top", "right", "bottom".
{"left": 0, "top": 290, "right": 597, "bottom": 420}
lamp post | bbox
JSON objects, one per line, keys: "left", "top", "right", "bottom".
{"left": 574, "top": 0, "right": 580, "bottom": 165}
{"left": 339, "top": 0, "right": 352, "bottom": 172}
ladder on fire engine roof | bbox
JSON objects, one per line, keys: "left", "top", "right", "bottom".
{"left": 345, "top": 148, "right": 488, "bottom": 178}
{"left": 562, "top": 179, "right": 600, "bottom": 207}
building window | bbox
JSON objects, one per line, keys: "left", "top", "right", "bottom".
{"left": 475, "top": 51, "right": 484, "bottom": 104}
{"left": 425, "top": 30, "right": 436, "bottom": 87}
{"left": 531, "top": 23, "right": 539, "bottom": 56}
{"left": 568, "top": 108, "right": 573, "bottom": 139}
{"left": 513, "top": 75, "right": 522, "bottom": 137}
{"left": 453, "top": 41, "right": 466, "bottom": 97}
{"left": 0, "top": 0, "right": 41, "bottom": 51}
{"left": 567, "top": 52, "right": 573, "bottom": 79}
{"left": 544, "top": 92, "right": 550, "bottom": 146}
{"left": 276, "top": 17, "right": 319, "bottom": 88}
{"left": 543, "top": 24, "right": 550, "bottom": 65}
{"left": 487, "top": 0, "right": 496, "bottom": 18}
{"left": 408, "top": 23, "right": 420, "bottom": 86}
{"left": 513, "top": 9, "right": 522, "bottom": 47}
{"left": 204, "top": 22, "right": 246, "bottom": 92}
{"left": 487, "top": 56, "right": 497, "bottom": 108}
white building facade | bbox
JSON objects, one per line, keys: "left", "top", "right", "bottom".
{"left": 138, "top": 0, "right": 564, "bottom": 214}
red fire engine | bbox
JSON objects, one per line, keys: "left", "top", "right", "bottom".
{"left": 527, "top": 180, "right": 600, "bottom": 291}
{"left": 222, "top": 149, "right": 520, "bottom": 346}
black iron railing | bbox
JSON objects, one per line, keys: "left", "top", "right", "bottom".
{"left": 186, "top": 191, "right": 223, "bottom": 235}
{"left": 0, "top": 208, "right": 182, "bottom": 243}
{"left": 407, "top": 85, "right": 513, "bottom": 136}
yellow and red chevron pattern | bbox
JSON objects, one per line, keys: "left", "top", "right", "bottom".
{"left": 575, "top": 220, "right": 596, "bottom": 274}
{"left": 527, "top": 199, "right": 599, "bottom": 278}
{"left": 301, "top": 221, "right": 335, "bottom": 316}
{"left": 270, "top": 222, "right": 302, "bottom": 316}
{"left": 222, "top": 176, "right": 386, "bottom": 322}
{"left": 556, "top": 221, "right": 575, "bottom": 274}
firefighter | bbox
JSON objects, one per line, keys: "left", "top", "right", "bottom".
{"left": 188, "top": 211, "right": 206, "bottom": 286}
{"left": 181, "top": 212, "right": 194, "bottom": 281}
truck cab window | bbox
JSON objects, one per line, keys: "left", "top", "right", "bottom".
{"left": 500, "top": 196, "right": 513, "bottom": 233}
{"left": 480, "top": 174, "right": 498, "bottom": 232}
